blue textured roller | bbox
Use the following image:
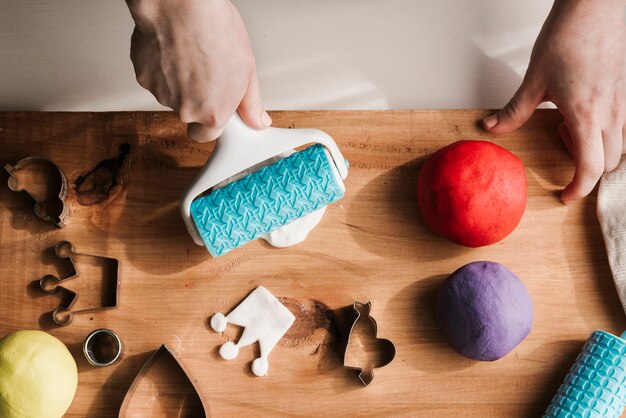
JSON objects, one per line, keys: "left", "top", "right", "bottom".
{"left": 190, "top": 144, "right": 345, "bottom": 257}
{"left": 544, "top": 330, "right": 626, "bottom": 418}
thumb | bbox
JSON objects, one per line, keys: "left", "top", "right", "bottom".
{"left": 483, "top": 79, "right": 543, "bottom": 134}
{"left": 237, "top": 72, "right": 271, "bottom": 130}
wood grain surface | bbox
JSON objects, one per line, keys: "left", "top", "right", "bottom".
{"left": 0, "top": 110, "right": 624, "bottom": 417}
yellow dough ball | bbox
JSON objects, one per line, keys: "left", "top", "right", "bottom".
{"left": 0, "top": 330, "right": 78, "bottom": 418}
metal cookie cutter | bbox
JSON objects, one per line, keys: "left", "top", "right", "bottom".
{"left": 119, "top": 345, "right": 209, "bottom": 418}
{"left": 5, "top": 157, "right": 69, "bottom": 227}
{"left": 39, "top": 240, "right": 120, "bottom": 326}
{"left": 344, "top": 301, "right": 396, "bottom": 386}
{"left": 84, "top": 329, "right": 123, "bottom": 367}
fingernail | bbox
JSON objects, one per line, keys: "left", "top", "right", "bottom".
{"left": 261, "top": 111, "right": 272, "bottom": 127}
{"left": 483, "top": 113, "right": 498, "bottom": 129}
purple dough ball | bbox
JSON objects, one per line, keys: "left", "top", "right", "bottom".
{"left": 436, "top": 261, "right": 533, "bottom": 361}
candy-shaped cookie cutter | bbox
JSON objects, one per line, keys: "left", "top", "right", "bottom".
{"left": 39, "top": 240, "right": 120, "bottom": 326}
{"left": 5, "top": 157, "right": 69, "bottom": 227}
{"left": 344, "top": 301, "right": 396, "bottom": 386}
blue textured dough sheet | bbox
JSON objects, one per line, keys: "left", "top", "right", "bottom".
{"left": 190, "top": 144, "right": 346, "bottom": 257}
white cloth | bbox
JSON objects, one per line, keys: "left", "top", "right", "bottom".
{"left": 597, "top": 157, "right": 626, "bottom": 317}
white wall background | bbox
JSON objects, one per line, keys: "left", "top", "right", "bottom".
{"left": 0, "top": 1, "right": 552, "bottom": 111}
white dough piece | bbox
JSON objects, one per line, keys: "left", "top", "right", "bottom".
{"left": 597, "top": 156, "right": 626, "bottom": 316}
{"left": 210, "top": 286, "right": 295, "bottom": 377}
{"left": 213, "top": 148, "right": 343, "bottom": 248}
{"left": 264, "top": 207, "right": 326, "bottom": 247}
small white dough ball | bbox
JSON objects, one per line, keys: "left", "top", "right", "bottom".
{"left": 252, "top": 357, "right": 269, "bottom": 377}
{"left": 210, "top": 313, "right": 227, "bottom": 333}
{"left": 219, "top": 341, "right": 239, "bottom": 360}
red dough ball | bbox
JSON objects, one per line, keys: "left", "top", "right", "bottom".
{"left": 417, "top": 140, "right": 526, "bottom": 247}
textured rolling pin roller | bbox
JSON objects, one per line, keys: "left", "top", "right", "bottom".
{"left": 544, "top": 330, "right": 626, "bottom": 418}
{"left": 181, "top": 114, "right": 349, "bottom": 256}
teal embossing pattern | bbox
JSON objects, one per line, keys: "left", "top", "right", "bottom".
{"left": 191, "top": 144, "right": 345, "bottom": 257}
{"left": 544, "top": 331, "right": 626, "bottom": 418}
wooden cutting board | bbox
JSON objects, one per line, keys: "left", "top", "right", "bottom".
{"left": 0, "top": 110, "right": 623, "bottom": 417}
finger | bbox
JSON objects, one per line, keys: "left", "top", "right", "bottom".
{"left": 483, "top": 78, "right": 543, "bottom": 134}
{"left": 152, "top": 77, "right": 173, "bottom": 108}
{"left": 623, "top": 124, "right": 626, "bottom": 154}
{"left": 560, "top": 122, "right": 604, "bottom": 203}
{"left": 187, "top": 122, "right": 224, "bottom": 143}
{"left": 130, "top": 28, "right": 157, "bottom": 90}
{"left": 134, "top": 63, "right": 172, "bottom": 109}
{"left": 602, "top": 126, "right": 622, "bottom": 172}
{"left": 237, "top": 72, "right": 271, "bottom": 130}
{"left": 559, "top": 122, "right": 574, "bottom": 155}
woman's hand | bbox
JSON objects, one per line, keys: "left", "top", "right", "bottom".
{"left": 483, "top": 0, "right": 625, "bottom": 203}
{"left": 126, "top": 0, "right": 271, "bottom": 142}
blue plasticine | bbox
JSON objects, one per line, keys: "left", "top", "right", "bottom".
{"left": 191, "top": 144, "right": 346, "bottom": 257}
{"left": 544, "top": 330, "right": 626, "bottom": 418}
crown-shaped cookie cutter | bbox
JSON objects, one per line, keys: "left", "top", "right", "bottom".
{"left": 39, "top": 240, "right": 120, "bottom": 326}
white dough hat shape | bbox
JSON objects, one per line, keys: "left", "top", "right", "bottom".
{"left": 210, "top": 286, "right": 295, "bottom": 377}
